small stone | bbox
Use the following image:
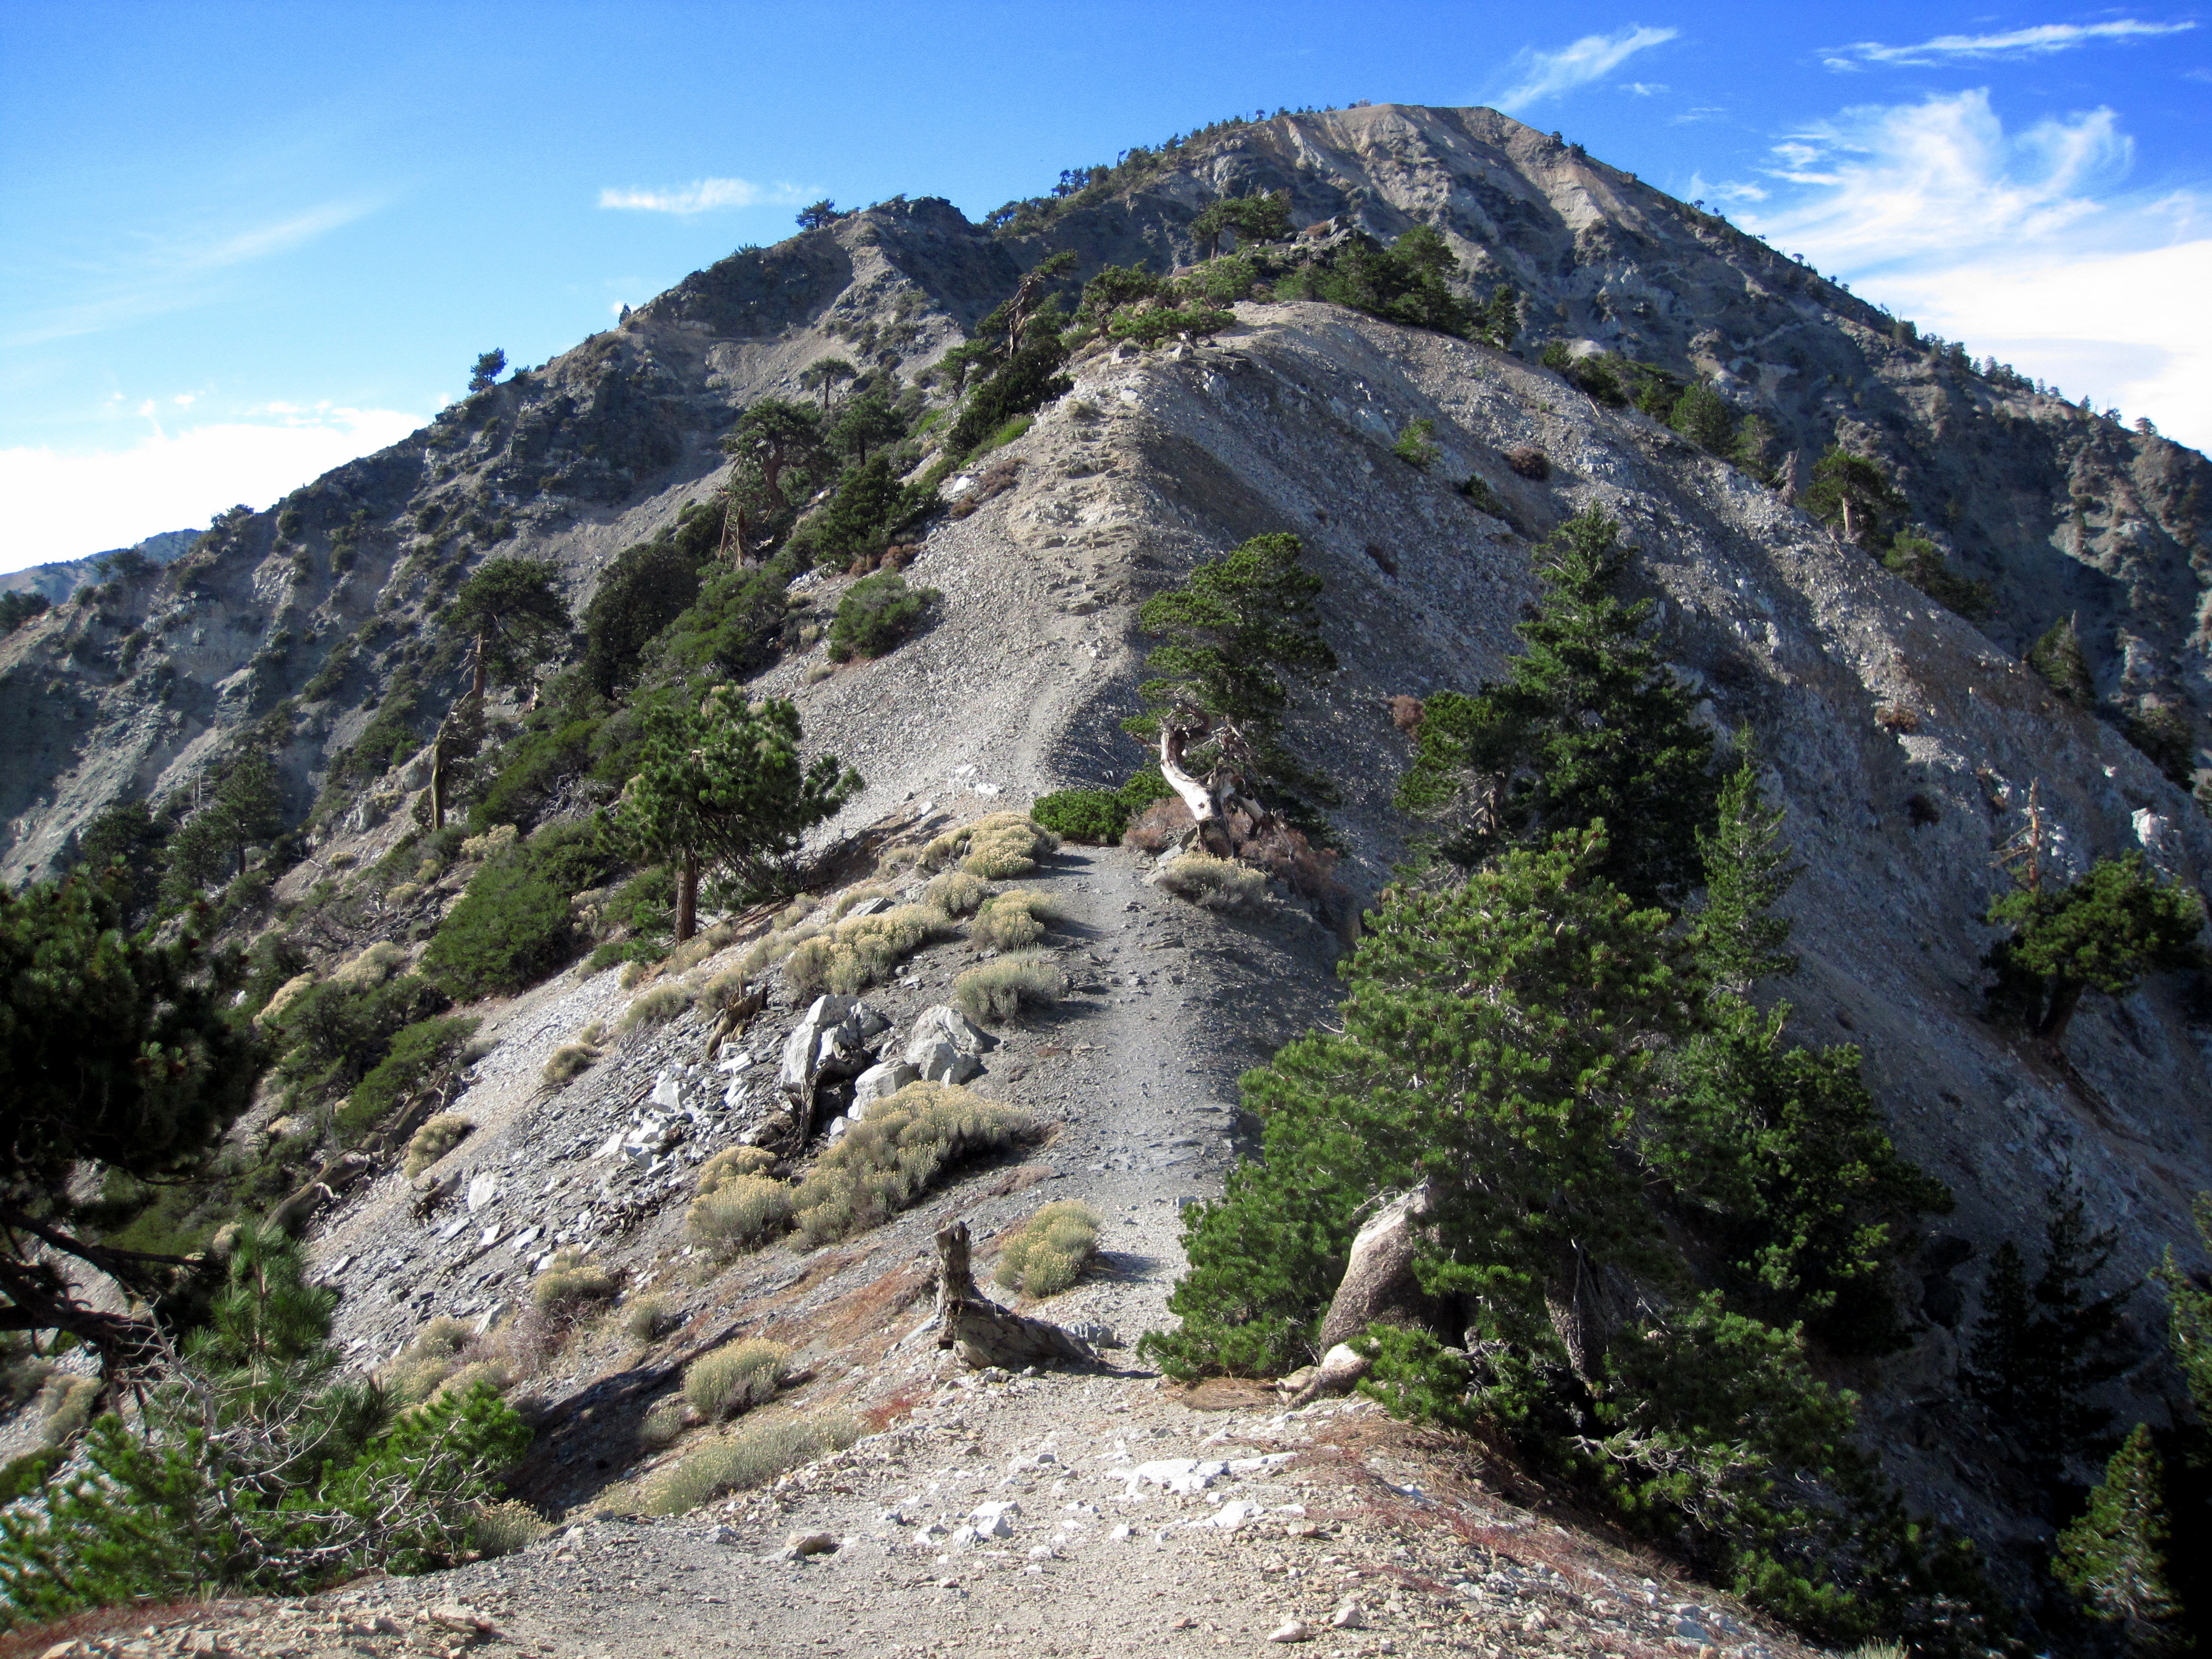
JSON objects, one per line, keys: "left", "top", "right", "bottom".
{"left": 782, "top": 1530, "right": 837, "bottom": 1559}
{"left": 1267, "top": 1619, "right": 1314, "bottom": 1644}
{"left": 1026, "top": 1544, "right": 1055, "bottom": 1560}
{"left": 1522, "top": 1610, "right": 1551, "bottom": 1634}
{"left": 711, "top": 1525, "right": 740, "bottom": 1546}
{"left": 1168, "top": 1617, "right": 1196, "bottom": 1631}
{"left": 1109, "top": 1524, "right": 1133, "bottom": 1541}
{"left": 425, "top": 1604, "right": 494, "bottom": 1636}
{"left": 1331, "top": 1599, "right": 1368, "bottom": 1629}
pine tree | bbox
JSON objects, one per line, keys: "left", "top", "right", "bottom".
{"left": 1985, "top": 853, "right": 2206, "bottom": 1050}
{"left": 2027, "top": 615, "right": 2095, "bottom": 706}
{"left": 466, "top": 349, "right": 505, "bottom": 394}
{"left": 442, "top": 557, "right": 572, "bottom": 702}
{"left": 1396, "top": 509, "right": 1717, "bottom": 906}
{"left": 1146, "top": 825, "right": 1687, "bottom": 1382}
{"left": 1693, "top": 729, "right": 1803, "bottom": 998}
{"left": 614, "top": 688, "right": 860, "bottom": 941}
{"left": 1127, "top": 532, "right": 1338, "bottom": 841}
{"left": 1803, "top": 447, "right": 1908, "bottom": 547}
{"left": 1670, "top": 381, "right": 1736, "bottom": 455}
{"left": 1965, "top": 1183, "right": 2136, "bottom": 1459}
{"left": 2053, "top": 1423, "right": 2182, "bottom": 1650}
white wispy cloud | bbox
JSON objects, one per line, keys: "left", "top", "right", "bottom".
{"left": 1724, "top": 90, "right": 2211, "bottom": 448}
{"left": 1490, "top": 25, "right": 1678, "bottom": 113}
{"left": 1825, "top": 18, "right": 2194, "bottom": 69}
{"left": 596, "top": 177, "right": 813, "bottom": 215}
{"left": 4, "top": 199, "right": 378, "bottom": 347}
{"left": 0, "top": 404, "right": 421, "bottom": 573}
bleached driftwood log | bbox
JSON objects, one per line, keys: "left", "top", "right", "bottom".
{"left": 933, "top": 1221, "right": 1095, "bottom": 1369}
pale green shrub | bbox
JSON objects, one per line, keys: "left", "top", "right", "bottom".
{"left": 994, "top": 1201, "right": 1101, "bottom": 1298}
{"left": 36, "top": 1374, "right": 98, "bottom": 1448}
{"left": 782, "top": 902, "right": 955, "bottom": 997}
{"left": 695, "top": 1145, "right": 778, "bottom": 1193}
{"left": 331, "top": 940, "right": 408, "bottom": 989}
{"left": 469, "top": 1498, "right": 549, "bottom": 1557}
{"left": 686, "top": 1175, "right": 795, "bottom": 1256}
{"left": 684, "top": 1337, "right": 790, "bottom": 1421}
{"left": 791, "top": 1083, "right": 1035, "bottom": 1246}
{"left": 1154, "top": 852, "right": 1267, "bottom": 911}
{"left": 458, "top": 824, "right": 518, "bottom": 863}
{"left": 401, "top": 1112, "right": 474, "bottom": 1178}
{"left": 914, "top": 811, "right": 1058, "bottom": 878}
{"left": 542, "top": 1042, "right": 599, "bottom": 1088}
{"left": 641, "top": 1412, "right": 862, "bottom": 1515}
{"left": 828, "top": 885, "right": 893, "bottom": 921}
{"left": 924, "top": 869, "right": 988, "bottom": 916}
{"left": 531, "top": 1249, "right": 618, "bottom": 1315}
{"left": 639, "top": 1399, "right": 687, "bottom": 1449}
{"left": 969, "top": 888, "right": 1061, "bottom": 951}
{"left": 952, "top": 952, "right": 1063, "bottom": 1024}
{"left": 664, "top": 922, "right": 736, "bottom": 977}
{"left": 623, "top": 1296, "right": 674, "bottom": 1344}
{"left": 617, "top": 982, "right": 695, "bottom": 1034}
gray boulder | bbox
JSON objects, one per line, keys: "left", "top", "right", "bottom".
{"left": 853, "top": 1060, "right": 920, "bottom": 1107}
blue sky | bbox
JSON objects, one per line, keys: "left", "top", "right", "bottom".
{"left": 3, "top": 2, "right": 2208, "bottom": 571}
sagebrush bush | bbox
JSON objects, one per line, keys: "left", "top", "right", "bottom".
{"left": 382, "top": 1317, "right": 476, "bottom": 1406}
{"left": 696, "top": 1145, "right": 779, "bottom": 1193}
{"left": 661, "top": 922, "right": 736, "bottom": 978}
{"left": 639, "top": 1399, "right": 687, "bottom": 1450}
{"left": 952, "top": 952, "right": 1063, "bottom": 1024}
{"left": 791, "top": 1083, "right": 1036, "bottom": 1246}
{"left": 782, "top": 902, "right": 954, "bottom": 997}
{"left": 642, "top": 1412, "right": 861, "bottom": 1515}
{"left": 686, "top": 1175, "right": 794, "bottom": 1256}
{"left": 697, "top": 968, "right": 753, "bottom": 1015}
{"left": 35, "top": 1374, "right": 98, "bottom": 1448}
{"left": 923, "top": 869, "right": 987, "bottom": 916}
{"left": 468, "top": 1498, "right": 547, "bottom": 1558}
{"left": 541, "top": 1042, "right": 599, "bottom": 1088}
{"left": 917, "top": 811, "right": 1057, "bottom": 878}
{"left": 622, "top": 1296, "right": 674, "bottom": 1344}
{"left": 969, "top": 888, "right": 1062, "bottom": 951}
{"left": 401, "top": 1113, "right": 474, "bottom": 1179}
{"left": 330, "top": 940, "right": 408, "bottom": 989}
{"left": 684, "top": 1338, "right": 790, "bottom": 1421}
{"left": 458, "top": 824, "right": 518, "bottom": 863}
{"left": 828, "top": 885, "right": 892, "bottom": 920}
{"left": 1155, "top": 852, "right": 1267, "bottom": 911}
{"left": 737, "top": 921, "right": 821, "bottom": 979}
{"left": 994, "top": 1201, "right": 1100, "bottom": 1298}
{"left": 531, "top": 1249, "right": 617, "bottom": 1316}
{"left": 617, "top": 982, "right": 696, "bottom": 1034}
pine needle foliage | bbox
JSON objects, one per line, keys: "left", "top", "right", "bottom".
{"left": 1397, "top": 509, "right": 1716, "bottom": 906}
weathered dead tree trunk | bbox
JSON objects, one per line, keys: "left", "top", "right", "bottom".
{"left": 933, "top": 1221, "right": 1095, "bottom": 1370}
{"left": 1159, "top": 727, "right": 1233, "bottom": 856}
{"left": 1314, "top": 1182, "right": 1451, "bottom": 1353}
{"left": 1540, "top": 1237, "right": 1617, "bottom": 1383}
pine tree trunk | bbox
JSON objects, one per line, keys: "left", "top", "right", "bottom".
{"left": 1159, "top": 728, "right": 1233, "bottom": 857}
{"left": 2038, "top": 977, "right": 2088, "bottom": 1048}
{"left": 472, "top": 633, "right": 489, "bottom": 701}
{"left": 676, "top": 854, "right": 700, "bottom": 943}
{"left": 429, "top": 736, "right": 447, "bottom": 831}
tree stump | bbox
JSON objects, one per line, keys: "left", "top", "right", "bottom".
{"left": 933, "top": 1221, "right": 1095, "bottom": 1370}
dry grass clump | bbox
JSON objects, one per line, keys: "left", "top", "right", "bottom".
{"left": 951, "top": 952, "right": 1065, "bottom": 1025}
{"left": 783, "top": 902, "right": 956, "bottom": 997}
{"left": 923, "top": 869, "right": 988, "bottom": 916}
{"left": 994, "top": 1201, "right": 1101, "bottom": 1299}
{"left": 459, "top": 824, "right": 518, "bottom": 862}
{"left": 35, "top": 1374, "right": 99, "bottom": 1448}
{"left": 696, "top": 1145, "right": 778, "bottom": 1192}
{"left": 401, "top": 1112, "right": 474, "bottom": 1178}
{"left": 469, "top": 1499, "right": 549, "bottom": 1557}
{"left": 641, "top": 1412, "right": 861, "bottom": 1516}
{"left": 735, "top": 910, "right": 825, "bottom": 978}
{"left": 827, "top": 885, "right": 892, "bottom": 920}
{"left": 1155, "top": 852, "right": 1267, "bottom": 911}
{"left": 697, "top": 968, "right": 757, "bottom": 1015}
{"left": 639, "top": 1398, "right": 687, "bottom": 1450}
{"left": 686, "top": 1175, "right": 794, "bottom": 1257}
{"left": 684, "top": 1337, "right": 791, "bottom": 1421}
{"left": 1875, "top": 702, "right": 1921, "bottom": 733}
{"left": 622, "top": 1295, "right": 675, "bottom": 1344}
{"left": 662, "top": 921, "right": 737, "bottom": 977}
{"left": 791, "top": 1082, "right": 1035, "bottom": 1247}
{"left": 531, "top": 1248, "right": 618, "bottom": 1316}
{"left": 256, "top": 971, "right": 318, "bottom": 1028}
{"left": 969, "top": 888, "right": 1062, "bottom": 951}
{"left": 915, "top": 812, "right": 1058, "bottom": 878}
{"left": 382, "top": 1317, "right": 476, "bottom": 1406}
{"left": 542, "top": 1041, "right": 601, "bottom": 1088}
{"left": 617, "top": 982, "right": 696, "bottom": 1035}
{"left": 331, "top": 940, "right": 409, "bottom": 989}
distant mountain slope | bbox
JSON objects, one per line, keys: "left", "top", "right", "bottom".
{"left": 0, "top": 526, "right": 201, "bottom": 604}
